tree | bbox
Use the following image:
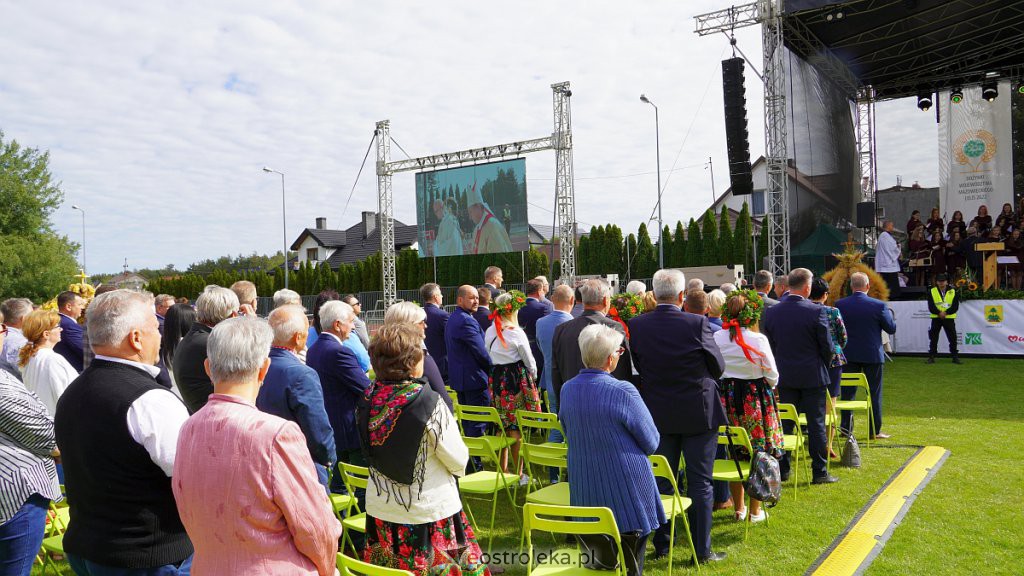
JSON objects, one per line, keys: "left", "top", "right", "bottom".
{"left": 671, "top": 221, "right": 687, "bottom": 267}
{"left": 604, "top": 225, "right": 624, "bottom": 277}
{"left": 757, "top": 216, "right": 769, "bottom": 271}
{"left": 717, "top": 208, "right": 734, "bottom": 265}
{"left": 733, "top": 202, "right": 754, "bottom": 273}
{"left": 634, "top": 223, "right": 657, "bottom": 279}
{"left": 659, "top": 225, "right": 673, "bottom": 269}
{"left": 0, "top": 131, "right": 80, "bottom": 301}
{"left": 577, "top": 235, "right": 591, "bottom": 275}
{"left": 622, "top": 233, "right": 636, "bottom": 280}
{"left": 685, "top": 218, "right": 702, "bottom": 268}
{"left": 700, "top": 210, "right": 719, "bottom": 265}
{"left": 588, "top": 226, "right": 605, "bottom": 274}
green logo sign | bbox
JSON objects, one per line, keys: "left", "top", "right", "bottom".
{"left": 963, "top": 139, "right": 986, "bottom": 158}
{"left": 965, "top": 333, "right": 982, "bottom": 345}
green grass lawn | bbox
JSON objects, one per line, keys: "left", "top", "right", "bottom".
{"left": 34, "top": 357, "right": 1022, "bottom": 575}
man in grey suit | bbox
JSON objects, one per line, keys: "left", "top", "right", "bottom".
{"left": 754, "top": 270, "right": 780, "bottom": 308}
{"left": 550, "top": 279, "right": 633, "bottom": 402}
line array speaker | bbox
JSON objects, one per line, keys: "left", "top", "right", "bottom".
{"left": 722, "top": 57, "right": 753, "bottom": 196}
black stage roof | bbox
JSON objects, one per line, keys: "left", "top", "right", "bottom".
{"left": 781, "top": 0, "right": 1024, "bottom": 100}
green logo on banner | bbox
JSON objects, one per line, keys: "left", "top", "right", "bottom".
{"left": 965, "top": 333, "right": 982, "bottom": 345}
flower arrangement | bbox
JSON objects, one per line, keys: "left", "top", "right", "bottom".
{"left": 609, "top": 292, "right": 645, "bottom": 323}
{"left": 720, "top": 289, "right": 764, "bottom": 328}
{"left": 489, "top": 290, "right": 528, "bottom": 317}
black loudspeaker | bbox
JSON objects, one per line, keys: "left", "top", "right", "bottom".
{"left": 856, "top": 201, "right": 876, "bottom": 228}
{"left": 722, "top": 57, "right": 753, "bottom": 196}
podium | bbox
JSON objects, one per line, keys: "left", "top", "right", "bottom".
{"left": 976, "top": 242, "right": 1004, "bottom": 290}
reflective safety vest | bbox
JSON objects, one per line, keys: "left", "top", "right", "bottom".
{"left": 930, "top": 287, "right": 956, "bottom": 319}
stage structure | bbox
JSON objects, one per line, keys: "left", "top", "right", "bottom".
{"left": 695, "top": 0, "right": 1024, "bottom": 276}
{"left": 375, "top": 82, "right": 576, "bottom": 306}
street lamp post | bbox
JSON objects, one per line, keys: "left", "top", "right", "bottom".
{"left": 71, "top": 205, "right": 86, "bottom": 273}
{"left": 640, "top": 94, "right": 664, "bottom": 269}
{"left": 262, "top": 167, "right": 289, "bottom": 289}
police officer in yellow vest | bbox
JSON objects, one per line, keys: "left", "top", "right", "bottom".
{"left": 926, "top": 273, "right": 961, "bottom": 364}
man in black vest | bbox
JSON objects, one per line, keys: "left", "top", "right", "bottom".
{"left": 173, "top": 285, "right": 239, "bottom": 414}
{"left": 55, "top": 290, "right": 193, "bottom": 574}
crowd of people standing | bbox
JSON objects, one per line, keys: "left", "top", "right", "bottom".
{"left": 0, "top": 261, "right": 903, "bottom": 576}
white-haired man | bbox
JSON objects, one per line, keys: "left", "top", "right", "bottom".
{"left": 625, "top": 280, "right": 647, "bottom": 296}
{"left": 273, "top": 288, "right": 302, "bottom": 309}
{"left": 230, "top": 280, "right": 259, "bottom": 317}
{"left": 173, "top": 285, "right": 239, "bottom": 414}
{"left": 257, "top": 305, "right": 336, "bottom": 489}
{"left": 55, "top": 290, "right": 193, "bottom": 573}
{"left": 154, "top": 294, "right": 175, "bottom": 335}
{"left": 1, "top": 297, "right": 32, "bottom": 368}
{"left": 629, "top": 268, "right": 727, "bottom": 565}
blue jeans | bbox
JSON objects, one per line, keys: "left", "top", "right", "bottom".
{"left": 0, "top": 494, "right": 49, "bottom": 576}
{"left": 67, "top": 554, "right": 192, "bottom": 576}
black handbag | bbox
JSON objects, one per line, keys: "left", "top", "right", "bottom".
{"left": 839, "top": 425, "right": 861, "bottom": 468}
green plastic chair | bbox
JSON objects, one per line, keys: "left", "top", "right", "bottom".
{"left": 521, "top": 443, "right": 569, "bottom": 502}
{"left": 337, "top": 552, "right": 414, "bottom": 576}
{"left": 459, "top": 434, "right": 521, "bottom": 555}
{"left": 776, "top": 403, "right": 807, "bottom": 493}
{"left": 445, "top": 386, "right": 460, "bottom": 410}
{"left": 523, "top": 503, "right": 626, "bottom": 576}
{"left": 39, "top": 533, "right": 65, "bottom": 575}
{"left": 515, "top": 409, "right": 565, "bottom": 449}
{"left": 338, "top": 462, "right": 369, "bottom": 555}
{"left": 455, "top": 404, "right": 517, "bottom": 455}
{"left": 711, "top": 426, "right": 760, "bottom": 539}
{"left": 835, "top": 372, "right": 874, "bottom": 446}
{"left": 649, "top": 454, "right": 699, "bottom": 575}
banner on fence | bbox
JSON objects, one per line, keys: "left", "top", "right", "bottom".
{"left": 938, "top": 79, "right": 1014, "bottom": 224}
{"left": 888, "top": 299, "right": 1024, "bottom": 356}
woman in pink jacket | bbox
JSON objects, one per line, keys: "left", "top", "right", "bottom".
{"left": 173, "top": 316, "right": 341, "bottom": 575}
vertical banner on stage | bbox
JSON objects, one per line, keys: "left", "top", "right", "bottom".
{"left": 938, "top": 79, "right": 1014, "bottom": 223}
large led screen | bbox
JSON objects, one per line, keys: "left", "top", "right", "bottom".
{"left": 415, "top": 158, "right": 529, "bottom": 257}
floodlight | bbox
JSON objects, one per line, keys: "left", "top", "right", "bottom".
{"left": 917, "top": 92, "right": 933, "bottom": 111}
{"left": 950, "top": 87, "right": 963, "bottom": 104}
{"left": 982, "top": 80, "right": 998, "bottom": 102}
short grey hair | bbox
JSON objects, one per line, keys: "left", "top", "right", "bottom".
{"left": 384, "top": 301, "right": 426, "bottom": 326}
{"left": 788, "top": 268, "right": 813, "bottom": 291}
{"left": 579, "top": 324, "right": 623, "bottom": 369}
{"left": 850, "top": 272, "right": 870, "bottom": 290}
{"left": 579, "top": 279, "right": 610, "bottom": 305}
{"left": 686, "top": 278, "right": 704, "bottom": 292}
{"left": 719, "top": 283, "right": 737, "bottom": 294}
{"left": 268, "top": 304, "right": 308, "bottom": 345}
{"left": 753, "top": 270, "right": 773, "bottom": 291}
{"left": 653, "top": 269, "right": 686, "bottom": 301}
{"left": 1, "top": 298, "right": 33, "bottom": 324}
{"left": 625, "top": 280, "right": 647, "bottom": 295}
{"left": 87, "top": 290, "right": 155, "bottom": 348}
{"left": 419, "top": 283, "right": 441, "bottom": 303}
{"left": 207, "top": 316, "right": 273, "bottom": 383}
{"left": 535, "top": 276, "right": 549, "bottom": 289}
{"left": 484, "top": 266, "right": 502, "bottom": 281}
{"left": 155, "top": 294, "right": 175, "bottom": 308}
{"left": 319, "top": 300, "right": 354, "bottom": 332}
{"left": 707, "top": 289, "right": 726, "bottom": 316}
{"left": 196, "top": 286, "right": 240, "bottom": 325}
{"left": 273, "top": 288, "right": 302, "bottom": 308}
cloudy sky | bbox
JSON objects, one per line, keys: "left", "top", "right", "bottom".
{"left": 1, "top": 1, "right": 938, "bottom": 273}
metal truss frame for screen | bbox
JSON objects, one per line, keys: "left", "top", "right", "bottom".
{"left": 374, "top": 82, "right": 576, "bottom": 307}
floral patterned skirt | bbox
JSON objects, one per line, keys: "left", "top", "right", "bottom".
{"left": 719, "top": 377, "right": 784, "bottom": 459}
{"left": 488, "top": 361, "right": 541, "bottom": 430}
{"left": 363, "top": 510, "right": 490, "bottom": 576}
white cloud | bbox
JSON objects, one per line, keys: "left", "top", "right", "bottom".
{"left": 0, "top": 0, "right": 935, "bottom": 273}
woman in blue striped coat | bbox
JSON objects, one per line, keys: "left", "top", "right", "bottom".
{"left": 560, "top": 324, "right": 664, "bottom": 576}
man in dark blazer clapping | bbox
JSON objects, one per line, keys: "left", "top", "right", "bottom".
{"left": 550, "top": 279, "right": 633, "bottom": 402}
{"left": 629, "top": 269, "right": 727, "bottom": 565}
{"left": 763, "top": 268, "right": 837, "bottom": 484}
{"left": 420, "top": 283, "right": 449, "bottom": 382}
{"left": 835, "top": 272, "right": 897, "bottom": 439}
{"left": 444, "top": 285, "right": 492, "bottom": 438}
{"left": 306, "top": 300, "right": 371, "bottom": 495}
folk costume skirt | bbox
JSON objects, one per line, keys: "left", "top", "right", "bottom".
{"left": 363, "top": 510, "right": 490, "bottom": 576}
{"left": 488, "top": 360, "right": 541, "bottom": 430}
{"left": 719, "top": 377, "right": 785, "bottom": 459}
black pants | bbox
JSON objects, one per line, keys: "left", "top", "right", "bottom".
{"left": 579, "top": 531, "right": 649, "bottom": 576}
{"left": 652, "top": 430, "right": 717, "bottom": 559}
{"left": 778, "top": 386, "right": 828, "bottom": 479}
{"left": 880, "top": 272, "right": 901, "bottom": 299}
{"left": 928, "top": 318, "right": 958, "bottom": 357}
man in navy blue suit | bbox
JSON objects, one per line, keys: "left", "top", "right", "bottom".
{"left": 473, "top": 287, "right": 492, "bottom": 332}
{"left": 835, "top": 272, "right": 897, "bottom": 439}
{"left": 518, "top": 278, "right": 551, "bottom": 385}
{"left": 258, "top": 305, "right": 336, "bottom": 489}
{"left": 54, "top": 291, "right": 85, "bottom": 372}
{"left": 420, "top": 283, "right": 449, "bottom": 382}
{"left": 444, "top": 285, "right": 492, "bottom": 438}
{"left": 763, "top": 268, "right": 837, "bottom": 484}
{"left": 482, "top": 266, "right": 504, "bottom": 299}
{"left": 629, "top": 269, "right": 727, "bottom": 565}
{"left": 306, "top": 300, "right": 371, "bottom": 495}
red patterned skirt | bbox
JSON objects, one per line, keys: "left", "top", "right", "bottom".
{"left": 719, "top": 377, "right": 784, "bottom": 459}
{"left": 488, "top": 360, "right": 541, "bottom": 430}
{"left": 363, "top": 510, "right": 490, "bottom": 576}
